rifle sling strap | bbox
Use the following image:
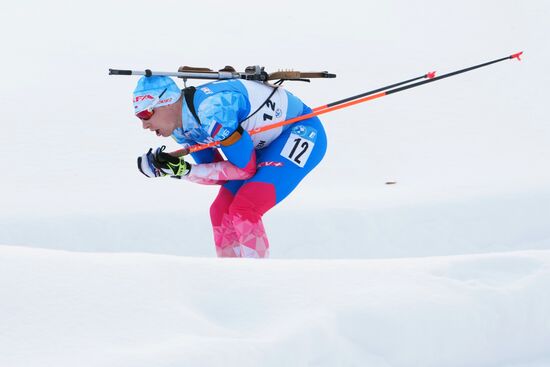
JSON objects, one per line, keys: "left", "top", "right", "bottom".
{"left": 183, "top": 87, "right": 201, "bottom": 125}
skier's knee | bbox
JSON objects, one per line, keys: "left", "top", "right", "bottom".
{"left": 210, "top": 186, "right": 234, "bottom": 226}
{"left": 228, "top": 182, "right": 276, "bottom": 222}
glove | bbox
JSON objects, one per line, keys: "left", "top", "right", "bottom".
{"left": 137, "top": 146, "right": 191, "bottom": 178}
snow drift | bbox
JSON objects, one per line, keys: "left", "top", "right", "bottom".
{"left": 1, "top": 245, "right": 550, "bottom": 367}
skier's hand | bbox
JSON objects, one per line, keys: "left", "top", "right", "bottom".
{"left": 137, "top": 146, "right": 191, "bottom": 178}
{"left": 153, "top": 146, "right": 191, "bottom": 177}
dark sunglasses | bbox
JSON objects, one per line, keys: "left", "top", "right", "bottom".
{"left": 136, "top": 88, "right": 167, "bottom": 120}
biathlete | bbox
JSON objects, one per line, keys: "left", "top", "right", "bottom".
{"left": 134, "top": 76, "right": 327, "bottom": 258}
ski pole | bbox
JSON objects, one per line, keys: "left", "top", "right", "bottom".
{"left": 176, "top": 72, "right": 435, "bottom": 155}
{"left": 312, "top": 71, "right": 436, "bottom": 112}
{"left": 175, "top": 73, "right": 433, "bottom": 155}
{"left": 182, "top": 52, "right": 523, "bottom": 154}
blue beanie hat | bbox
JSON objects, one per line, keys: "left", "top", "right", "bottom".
{"left": 132, "top": 76, "right": 181, "bottom": 114}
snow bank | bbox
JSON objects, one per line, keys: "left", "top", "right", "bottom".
{"left": 1, "top": 245, "right": 549, "bottom": 367}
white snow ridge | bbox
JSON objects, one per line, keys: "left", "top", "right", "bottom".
{"left": 1, "top": 245, "right": 550, "bottom": 367}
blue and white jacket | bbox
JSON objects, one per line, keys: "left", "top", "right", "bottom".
{"left": 171, "top": 79, "right": 305, "bottom": 184}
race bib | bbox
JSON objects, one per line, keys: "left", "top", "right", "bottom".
{"left": 280, "top": 125, "right": 317, "bottom": 168}
{"left": 240, "top": 81, "right": 288, "bottom": 149}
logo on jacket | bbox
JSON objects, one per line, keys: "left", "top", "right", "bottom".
{"left": 258, "top": 161, "right": 284, "bottom": 168}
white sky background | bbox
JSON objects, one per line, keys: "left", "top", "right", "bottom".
{"left": 0, "top": 0, "right": 548, "bottom": 237}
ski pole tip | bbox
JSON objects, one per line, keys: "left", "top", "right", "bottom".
{"left": 511, "top": 51, "right": 523, "bottom": 61}
{"left": 426, "top": 71, "right": 436, "bottom": 79}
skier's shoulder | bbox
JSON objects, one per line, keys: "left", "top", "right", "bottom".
{"left": 191, "top": 82, "right": 249, "bottom": 141}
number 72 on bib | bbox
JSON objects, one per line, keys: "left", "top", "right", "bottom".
{"left": 280, "top": 125, "right": 318, "bottom": 168}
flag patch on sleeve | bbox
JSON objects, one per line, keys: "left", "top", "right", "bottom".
{"left": 208, "top": 122, "right": 223, "bottom": 138}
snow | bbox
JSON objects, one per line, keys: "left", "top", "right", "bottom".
{"left": 1, "top": 0, "right": 550, "bottom": 365}
{"left": 2, "top": 245, "right": 550, "bottom": 367}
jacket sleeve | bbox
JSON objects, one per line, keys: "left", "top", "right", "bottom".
{"left": 182, "top": 92, "right": 256, "bottom": 184}
{"left": 196, "top": 92, "right": 245, "bottom": 142}
{"left": 190, "top": 148, "right": 224, "bottom": 165}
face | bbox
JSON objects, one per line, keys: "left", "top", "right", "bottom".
{"left": 140, "top": 104, "right": 179, "bottom": 137}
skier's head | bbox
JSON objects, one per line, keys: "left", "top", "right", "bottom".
{"left": 132, "top": 76, "right": 181, "bottom": 120}
{"left": 133, "top": 76, "right": 183, "bottom": 137}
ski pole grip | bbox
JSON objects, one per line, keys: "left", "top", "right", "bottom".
{"left": 109, "top": 69, "right": 133, "bottom": 76}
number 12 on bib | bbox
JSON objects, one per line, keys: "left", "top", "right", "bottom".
{"left": 280, "top": 125, "right": 318, "bottom": 168}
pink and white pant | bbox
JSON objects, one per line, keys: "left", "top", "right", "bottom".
{"left": 209, "top": 183, "right": 276, "bottom": 258}
{"left": 183, "top": 153, "right": 276, "bottom": 258}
